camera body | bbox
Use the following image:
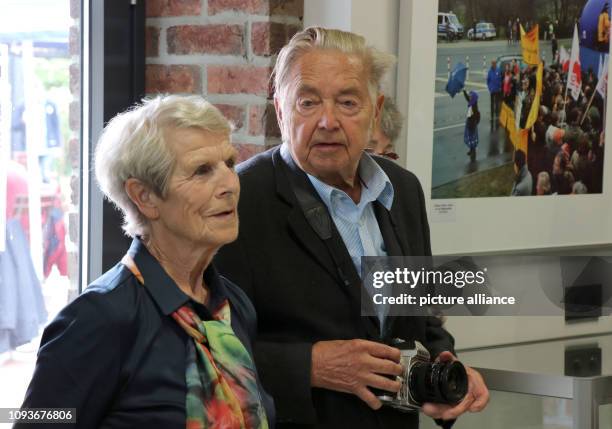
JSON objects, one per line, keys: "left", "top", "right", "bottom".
{"left": 377, "top": 339, "right": 468, "bottom": 412}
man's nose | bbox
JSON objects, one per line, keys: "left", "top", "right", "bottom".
{"left": 317, "top": 102, "right": 340, "bottom": 130}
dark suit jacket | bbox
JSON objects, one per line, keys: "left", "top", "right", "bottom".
{"left": 19, "top": 238, "right": 275, "bottom": 428}
{"left": 215, "top": 146, "right": 454, "bottom": 429}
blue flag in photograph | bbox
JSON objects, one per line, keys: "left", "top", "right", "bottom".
{"left": 446, "top": 62, "right": 468, "bottom": 97}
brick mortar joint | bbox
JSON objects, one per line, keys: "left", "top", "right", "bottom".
{"left": 231, "top": 135, "right": 266, "bottom": 145}
{"left": 146, "top": 15, "right": 301, "bottom": 26}
{"left": 205, "top": 94, "right": 269, "bottom": 105}
{"left": 146, "top": 55, "right": 251, "bottom": 66}
{"left": 206, "top": 13, "right": 302, "bottom": 22}
{"left": 160, "top": 22, "right": 168, "bottom": 56}
{"left": 147, "top": 16, "right": 251, "bottom": 26}
{"left": 164, "top": 22, "right": 246, "bottom": 29}
{"left": 246, "top": 16, "right": 253, "bottom": 62}
{"left": 201, "top": 66, "right": 207, "bottom": 96}
{"left": 201, "top": 0, "right": 209, "bottom": 18}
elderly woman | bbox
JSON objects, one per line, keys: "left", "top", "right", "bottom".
{"left": 18, "top": 95, "right": 273, "bottom": 428}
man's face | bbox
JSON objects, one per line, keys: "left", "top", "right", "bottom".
{"left": 275, "top": 49, "right": 382, "bottom": 187}
{"left": 491, "top": 60, "right": 497, "bottom": 69}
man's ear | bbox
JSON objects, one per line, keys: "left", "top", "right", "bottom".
{"left": 374, "top": 93, "right": 385, "bottom": 126}
{"left": 274, "top": 96, "right": 285, "bottom": 137}
{"left": 124, "top": 178, "right": 160, "bottom": 221}
{"left": 369, "top": 93, "right": 385, "bottom": 133}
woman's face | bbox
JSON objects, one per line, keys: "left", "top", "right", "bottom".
{"left": 152, "top": 127, "right": 240, "bottom": 251}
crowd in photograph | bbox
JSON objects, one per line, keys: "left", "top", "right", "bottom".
{"left": 501, "top": 57, "right": 606, "bottom": 196}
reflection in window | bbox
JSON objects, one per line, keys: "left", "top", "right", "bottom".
{"left": 0, "top": 0, "right": 81, "bottom": 409}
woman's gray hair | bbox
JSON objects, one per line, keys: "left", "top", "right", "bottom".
{"left": 94, "top": 95, "right": 231, "bottom": 237}
{"left": 272, "top": 26, "right": 395, "bottom": 105}
{"left": 379, "top": 97, "right": 404, "bottom": 143}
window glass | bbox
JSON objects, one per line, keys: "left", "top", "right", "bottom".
{"left": 0, "top": 0, "right": 81, "bottom": 410}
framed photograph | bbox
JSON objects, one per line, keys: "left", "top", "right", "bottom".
{"left": 396, "top": 0, "right": 612, "bottom": 254}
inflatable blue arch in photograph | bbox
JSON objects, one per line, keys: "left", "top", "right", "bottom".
{"left": 579, "top": 0, "right": 610, "bottom": 73}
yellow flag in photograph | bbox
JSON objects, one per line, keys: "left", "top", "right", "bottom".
{"left": 499, "top": 102, "right": 514, "bottom": 131}
{"left": 499, "top": 103, "right": 519, "bottom": 145}
{"left": 516, "top": 129, "right": 529, "bottom": 155}
{"left": 520, "top": 24, "right": 540, "bottom": 66}
{"left": 499, "top": 103, "right": 529, "bottom": 156}
{"left": 524, "top": 61, "right": 544, "bottom": 130}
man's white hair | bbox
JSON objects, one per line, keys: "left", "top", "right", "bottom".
{"left": 94, "top": 95, "right": 231, "bottom": 237}
{"left": 272, "top": 26, "right": 395, "bottom": 140}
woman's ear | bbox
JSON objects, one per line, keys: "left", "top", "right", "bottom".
{"left": 124, "top": 178, "right": 160, "bottom": 221}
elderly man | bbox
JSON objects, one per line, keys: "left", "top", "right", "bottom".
{"left": 367, "top": 96, "right": 403, "bottom": 160}
{"left": 215, "top": 27, "right": 488, "bottom": 428}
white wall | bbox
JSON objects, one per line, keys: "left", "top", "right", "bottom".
{"left": 350, "top": 0, "right": 399, "bottom": 93}
{"left": 303, "top": 0, "right": 352, "bottom": 32}
{"left": 304, "top": 0, "right": 399, "bottom": 93}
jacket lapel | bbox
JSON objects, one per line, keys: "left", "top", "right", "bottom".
{"left": 273, "top": 148, "right": 381, "bottom": 339}
{"left": 272, "top": 148, "right": 342, "bottom": 284}
{"left": 373, "top": 201, "right": 404, "bottom": 256}
{"left": 372, "top": 202, "right": 404, "bottom": 339}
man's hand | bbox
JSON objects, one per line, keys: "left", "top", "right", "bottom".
{"left": 311, "top": 339, "right": 403, "bottom": 410}
{"left": 421, "top": 351, "right": 489, "bottom": 421}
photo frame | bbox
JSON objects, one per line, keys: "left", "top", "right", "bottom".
{"left": 396, "top": 0, "right": 612, "bottom": 255}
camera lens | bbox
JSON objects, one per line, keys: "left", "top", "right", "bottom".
{"left": 408, "top": 361, "right": 468, "bottom": 405}
{"left": 438, "top": 361, "right": 469, "bottom": 404}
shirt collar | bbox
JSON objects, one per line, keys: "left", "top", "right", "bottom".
{"left": 358, "top": 153, "right": 394, "bottom": 210}
{"left": 127, "top": 237, "right": 229, "bottom": 316}
{"left": 302, "top": 151, "right": 394, "bottom": 211}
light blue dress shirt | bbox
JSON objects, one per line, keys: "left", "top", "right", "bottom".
{"left": 282, "top": 146, "right": 395, "bottom": 330}
{"left": 305, "top": 155, "right": 395, "bottom": 276}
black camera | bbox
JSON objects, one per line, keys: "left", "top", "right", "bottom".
{"left": 376, "top": 339, "right": 468, "bottom": 412}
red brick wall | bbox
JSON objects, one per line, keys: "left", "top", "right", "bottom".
{"left": 145, "top": 0, "right": 303, "bottom": 162}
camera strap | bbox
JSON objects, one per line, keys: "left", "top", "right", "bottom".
{"left": 279, "top": 147, "right": 354, "bottom": 289}
{"left": 278, "top": 147, "right": 390, "bottom": 340}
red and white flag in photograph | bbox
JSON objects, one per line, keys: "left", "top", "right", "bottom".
{"left": 567, "top": 24, "right": 582, "bottom": 101}
{"left": 596, "top": 54, "right": 609, "bottom": 98}
{"left": 559, "top": 46, "right": 570, "bottom": 72}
